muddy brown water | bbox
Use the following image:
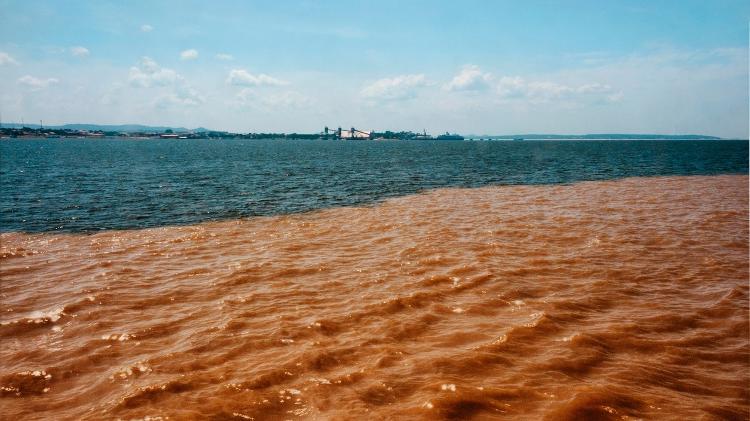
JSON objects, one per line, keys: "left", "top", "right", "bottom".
{"left": 1, "top": 175, "right": 748, "bottom": 420}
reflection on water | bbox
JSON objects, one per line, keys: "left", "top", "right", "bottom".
{"left": 1, "top": 175, "right": 748, "bottom": 420}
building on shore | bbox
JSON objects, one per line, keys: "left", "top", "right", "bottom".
{"left": 339, "top": 127, "right": 371, "bottom": 139}
{"left": 322, "top": 126, "right": 372, "bottom": 140}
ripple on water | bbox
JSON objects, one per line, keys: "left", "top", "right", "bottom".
{"left": 0, "top": 175, "right": 747, "bottom": 420}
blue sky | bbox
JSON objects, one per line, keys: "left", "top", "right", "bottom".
{"left": 0, "top": 0, "right": 747, "bottom": 137}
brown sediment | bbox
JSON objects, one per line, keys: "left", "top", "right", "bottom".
{"left": 0, "top": 174, "right": 748, "bottom": 420}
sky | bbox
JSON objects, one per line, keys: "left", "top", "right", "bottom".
{"left": 0, "top": 0, "right": 748, "bottom": 137}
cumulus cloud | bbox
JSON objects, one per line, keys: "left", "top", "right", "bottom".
{"left": 575, "top": 83, "right": 612, "bottom": 94}
{"left": 496, "top": 77, "right": 621, "bottom": 103}
{"left": 70, "top": 46, "right": 89, "bottom": 57}
{"left": 128, "top": 57, "right": 204, "bottom": 107}
{"left": 141, "top": 24, "right": 153, "bottom": 32}
{"left": 0, "top": 52, "right": 19, "bottom": 65}
{"left": 444, "top": 65, "right": 616, "bottom": 103}
{"left": 216, "top": 53, "right": 234, "bottom": 61}
{"left": 445, "top": 65, "right": 493, "bottom": 91}
{"left": 525, "top": 81, "right": 576, "bottom": 100}
{"left": 129, "top": 57, "right": 181, "bottom": 87}
{"left": 235, "top": 88, "right": 311, "bottom": 109}
{"left": 18, "top": 75, "right": 59, "bottom": 90}
{"left": 226, "top": 69, "right": 288, "bottom": 87}
{"left": 154, "top": 86, "right": 205, "bottom": 108}
{"left": 495, "top": 76, "right": 527, "bottom": 98}
{"left": 180, "top": 49, "right": 199, "bottom": 60}
{"left": 360, "top": 74, "right": 428, "bottom": 100}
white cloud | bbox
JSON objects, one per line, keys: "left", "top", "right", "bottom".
{"left": 154, "top": 87, "right": 205, "bottom": 108}
{"left": 445, "top": 65, "right": 610, "bottom": 104}
{"left": 445, "top": 65, "right": 492, "bottom": 91}
{"left": 495, "top": 76, "right": 527, "bottom": 98}
{"left": 1, "top": 44, "right": 742, "bottom": 138}
{"left": 180, "top": 49, "right": 199, "bottom": 60}
{"left": 18, "top": 75, "right": 59, "bottom": 90}
{"left": 141, "top": 24, "right": 153, "bottom": 32}
{"left": 525, "top": 81, "right": 575, "bottom": 100}
{"left": 575, "top": 83, "right": 612, "bottom": 94}
{"left": 235, "top": 88, "right": 311, "bottom": 109}
{"left": 216, "top": 53, "right": 234, "bottom": 61}
{"left": 129, "top": 57, "right": 180, "bottom": 87}
{"left": 360, "top": 74, "right": 428, "bottom": 100}
{"left": 495, "top": 77, "right": 620, "bottom": 103}
{"left": 70, "top": 46, "right": 89, "bottom": 57}
{"left": 0, "top": 52, "right": 19, "bottom": 65}
{"left": 173, "top": 83, "right": 205, "bottom": 106}
{"left": 226, "top": 69, "right": 288, "bottom": 87}
{"left": 127, "top": 57, "right": 204, "bottom": 108}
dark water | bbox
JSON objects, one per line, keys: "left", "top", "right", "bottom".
{"left": 1, "top": 138, "right": 747, "bottom": 233}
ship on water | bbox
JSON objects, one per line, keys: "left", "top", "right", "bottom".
{"left": 414, "top": 129, "right": 432, "bottom": 140}
{"left": 436, "top": 132, "right": 464, "bottom": 141}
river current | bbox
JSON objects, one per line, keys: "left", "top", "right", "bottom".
{"left": 1, "top": 172, "right": 748, "bottom": 420}
{"left": 1, "top": 138, "right": 746, "bottom": 233}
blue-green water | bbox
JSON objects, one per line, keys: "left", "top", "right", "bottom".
{"left": 1, "top": 138, "right": 747, "bottom": 233}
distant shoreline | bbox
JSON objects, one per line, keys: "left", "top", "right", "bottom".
{"left": 1, "top": 135, "right": 740, "bottom": 141}
{"left": 464, "top": 134, "right": 725, "bottom": 140}
{"left": 0, "top": 123, "right": 727, "bottom": 140}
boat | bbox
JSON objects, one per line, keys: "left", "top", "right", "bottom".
{"left": 414, "top": 129, "right": 432, "bottom": 140}
{"left": 436, "top": 132, "right": 464, "bottom": 141}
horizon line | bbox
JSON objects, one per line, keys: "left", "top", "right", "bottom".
{"left": 0, "top": 122, "right": 735, "bottom": 139}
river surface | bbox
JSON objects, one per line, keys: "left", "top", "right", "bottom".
{"left": 1, "top": 138, "right": 747, "bottom": 233}
{"left": 1, "top": 174, "right": 748, "bottom": 420}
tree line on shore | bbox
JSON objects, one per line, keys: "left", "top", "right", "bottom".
{"left": 0, "top": 127, "right": 430, "bottom": 140}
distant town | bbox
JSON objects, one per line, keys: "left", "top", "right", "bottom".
{"left": 0, "top": 124, "right": 467, "bottom": 141}
{"left": 0, "top": 123, "right": 723, "bottom": 141}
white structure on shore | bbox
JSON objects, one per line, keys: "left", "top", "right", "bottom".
{"left": 339, "top": 128, "right": 371, "bottom": 139}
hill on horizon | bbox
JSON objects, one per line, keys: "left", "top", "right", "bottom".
{"left": 0, "top": 123, "right": 211, "bottom": 133}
